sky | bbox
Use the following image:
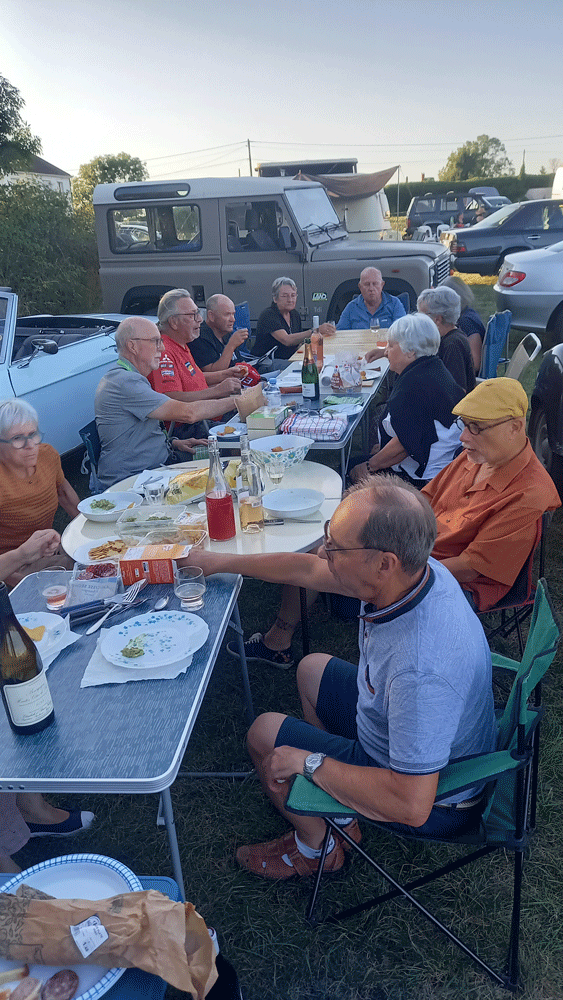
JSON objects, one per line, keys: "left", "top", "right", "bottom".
{"left": 3, "top": 0, "right": 563, "bottom": 184}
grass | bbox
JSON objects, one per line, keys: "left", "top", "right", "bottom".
{"left": 24, "top": 283, "right": 563, "bottom": 998}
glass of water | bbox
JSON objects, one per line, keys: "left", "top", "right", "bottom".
{"left": 173, "top": 566, "right": 206, "bottom": 611}
{"left": 267, "top": 457, "right": 285, "bottom": 489}
{"left": 369, "top": 317, "right": 380, "bottom": 333}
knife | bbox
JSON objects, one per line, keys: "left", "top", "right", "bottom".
{"left": 264, "top": 518, "right": 323, "bottom": 525}
{"left": 70, "top": 598, "right": 148, "bottom": 628}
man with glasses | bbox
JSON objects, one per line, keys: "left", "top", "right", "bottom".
{"left": 422, "top": 377, "right": 560, "bottom": 610}
{"left": 95, "top": 316, "right": 237, "bottom": 489}
{"left": 182, "top": 476, "right": 497, "bottom": 878}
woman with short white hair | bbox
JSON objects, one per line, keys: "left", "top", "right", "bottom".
{"left": 0, "top": 399, "right": 79, "bottom": 583}
{"left": 417, "top": 287, "right": 476, "bottom": 393}
{"left": 350, "top": 314, "right": 465, "bottom": 486}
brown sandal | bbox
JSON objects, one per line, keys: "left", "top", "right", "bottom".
{"left": 236, "top": 829, "right": 345, "bottom": 880}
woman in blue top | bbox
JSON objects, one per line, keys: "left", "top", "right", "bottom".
{"left": 443, "top": 276, "right": 486, "bottom": 375}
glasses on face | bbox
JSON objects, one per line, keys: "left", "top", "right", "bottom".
{"left": 130, "top": 337, "right": 164, "bottom": 349}
{"left": 323, "top": 520, "right": 370, "bottom": 561}
{"left": 174, "top": 311, "right": 202, "bottom": 321}
{"left": 455, "top": 416, "right": 514, "bottom": 436}
{"left": 0, "top": 430, "right": 43, "bottom": 449}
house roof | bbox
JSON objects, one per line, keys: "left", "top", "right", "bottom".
{"left": 26, "top": 155, "right": 71, "bottom": 178}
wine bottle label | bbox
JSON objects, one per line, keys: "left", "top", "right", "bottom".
{"left": 302, "top": 383, "right": 317, "bottom": 398}
{"left": 3, "top": 671, "right": 54, "bottom": 728}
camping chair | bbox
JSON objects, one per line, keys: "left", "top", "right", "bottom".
{"left": 504, "top": 333, "right": 542, "bottom": 381}
{"left": 479, "top": 512, "right": 550, "bottom": 657}
{"left": 397, "top": 291, "right": 411, "bottom": 313}
{"left": 478, "top": 310, "right": 512, "bottom": 379}
{"left": 79, "top": 419, "right": 102, "bottom": 493}
{"left": 286, "top": 579, "right": 560, "bottom": 991}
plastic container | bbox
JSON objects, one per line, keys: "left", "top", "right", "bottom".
{"left": 263, "top": 378, "right": 282, "bottom": 411}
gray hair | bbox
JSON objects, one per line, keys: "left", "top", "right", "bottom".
{"left": 272, "top": 276, "right": 297, "bottom": 300}
{"left": 346, "top": 474, "right": 436, "bottom": 574}
{"left": 387, "top": 313, "right": 440, "bottom": 357}
{"left": 0, "top": 399, "right": 39, "bottom": 437}
{"left": 157, "top": 288, "right": 192, "bottom": 327}
{"left": 442, "top": 275, "right": 476, "bottom": 312}
{"left": 417, "top": 287, "right": 461, "bottom": 326}
{"left": 114, "top": 316, "right": 158, "bottom": 355}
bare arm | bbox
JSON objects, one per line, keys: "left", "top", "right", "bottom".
{"left": 271, "top": 321, "right": 335, "bottom": 349}
{"left": 57, "top": 478, "right": 80, "bottom": 518}
{"left": 467, "top": 333, "right": 482, "bottom": 374}
{"left": 180, "top": 547, "right": 353, "bottom": 595}
{"left": 149, "top": 395, "right": 236, "bottom": 424}
{"left": 163, "top": 374, "right": 242, "bottom": 401}
{"left": 439, "top": 553, "right": 479, "bottom": 583}
{"left": 201, "top": 330, "right": 249, "bottom": 372}
{"left": 368, "top": 436, "right": 409, "bottom": 471}
{"left": 0, "top": 530, "right": 61, "bottom": 578}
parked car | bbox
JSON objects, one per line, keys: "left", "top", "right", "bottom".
{"left": 0, "top": 290, "right": 120, "bottom": 455}
{"left": 494, "top": 240, "right": 563, "bottom": 346}
{"left": 529, "top": 343, "right": 563, "bottom": 497}
{"left": 469, "top": 186, "right": 511, "bottom": 212}
{"left": 440, "top": 199, "right": 563, "bottom": 275}
{"left": 404, "top": 191, "right": 490, "bottom": 238}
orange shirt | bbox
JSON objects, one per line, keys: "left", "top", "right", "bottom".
{"left": 422, "top": 442, "right": 561, "bottom": 610}
{"left": 0, "top": 444, "right": 64, "bottom": 555}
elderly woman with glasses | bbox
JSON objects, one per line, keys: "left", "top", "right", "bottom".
{"left": 350, "top": 313, "right": 465, "bottom": 487}
{"left": 0, "top": 399, "right": 79, "bottom": 582}
{"left": 253, "top": 277, "right": 335, "bottom": 361}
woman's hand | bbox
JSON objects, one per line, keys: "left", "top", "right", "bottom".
{"left": 18, "top": 530, "right": 61, "bottom": 566}
{"left": 365, "top": 347, "right": 385, "bottom": 363}
{"left": 172, "top": 437, "right": 208, "bottom": 454}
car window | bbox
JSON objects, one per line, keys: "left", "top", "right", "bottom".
{"left": 414, "top": 198, "right": 436, "bottom": 212}
{"left": 225, "top": 199, "right": 292, "bottom": 252}
{"left": 443, "top": 197, "right": 460, "bottom": 212}
{"left": 108, "top": 204, "right": 201, "bottom": 253}
{"left": 544, "top": 202, "right": 563, "bottom": 231}
{"left": 476, "top": 203, "right": 526, "bottom": 229}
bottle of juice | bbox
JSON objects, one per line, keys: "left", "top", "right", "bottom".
{"left": 205, "top": 438, "right": 237, "bottom": 541}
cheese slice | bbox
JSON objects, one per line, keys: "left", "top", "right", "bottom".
{"left": 23, "top": 625, "right": 46, "bottom": 642}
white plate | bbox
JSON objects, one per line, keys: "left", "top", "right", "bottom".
{"left": 262, "top": 488, "right": 324, "bottom": 519}
{"left": 102, "top": 610, "right": 209, "bottom": 668}
{"left": 101, "top": 623, "right": 188, "bottom": 669}
{"left": 78, "top": 492, "right": 143, "bottom": 523}
{"left": 0, "top": 854, "right": 143, "bottom": 1000}
{"left": 209, "top": 420, "right": 246, "bottom": 440}
{"left": 321, "top": 402, "right": 363, "bottom": 417}
{"left": 16, "top": 611, "right": 66, "bottom": 654}
{"left": 74, "top": 540, "right": 128, "bottom": 563}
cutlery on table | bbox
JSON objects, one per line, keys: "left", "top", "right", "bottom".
{"left": 264, "top": 518, "right": 323, "bottom": 525}
{"left": 85, "top": 580, "right": 146, "bottom": 634}
{"left": 154, "top": 596, "right": 170, "bottom": 611}
{"left": 69, "top": 598, "right": 148, "bottom": 627}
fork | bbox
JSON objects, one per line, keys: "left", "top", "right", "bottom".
{"left": 85, "top": 580, "right": 146, "bottom": 635}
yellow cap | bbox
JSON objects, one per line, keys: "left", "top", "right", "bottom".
{"left": 452, "top": 378, "right": 528, "bottom": 421}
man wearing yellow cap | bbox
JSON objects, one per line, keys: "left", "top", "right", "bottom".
{"left": 422, "top": 377, "right": 560, "bottom": 610}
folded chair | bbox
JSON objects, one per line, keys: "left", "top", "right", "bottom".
{"left": 478, "top": 310, "right": 512, "bottom": 379}
{"left": 504, "top": 332, "right": 542, "bottom": 382}
{"left": 286, "top": 579, "right": 560, "bottom": 991}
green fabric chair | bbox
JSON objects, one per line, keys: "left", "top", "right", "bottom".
{"left": 286, "top": 579, "right": 559, "bottom": 992}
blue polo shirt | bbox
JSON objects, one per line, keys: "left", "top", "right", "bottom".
{"left": 336, "top": 291, "right": 406, "bottom": 330}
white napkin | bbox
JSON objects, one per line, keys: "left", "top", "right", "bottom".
{"left": 132, "top": 469, "right": 174, "bottom": 491}
{"left": 80, "top": 628, "right": 193, "bottom": 687}
{"left": 43, "top": 626, "right": 81, "bottom": 670}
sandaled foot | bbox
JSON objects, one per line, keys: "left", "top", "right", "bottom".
{"left": 334, "top": 819, "right": 362, "bottom": 851}
{"left": 226, "top": 633, "right": 294, "bottom": 670}
{"left": 235, "top": 829, "right": 344, "bottom": 880}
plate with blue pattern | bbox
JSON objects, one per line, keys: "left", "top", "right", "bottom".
{"left": 0, "top": 853, "right": 143, "bottom": 1000}
{"left": 101, "top": 610, "right": 209, "bottom": 668}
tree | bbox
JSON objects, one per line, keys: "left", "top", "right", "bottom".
{"left": 438, "top": 135, "right": 514, "bottom": 182}
{"left": 72, "top": 152, "right": 148, "bottom": 215}
{"left": 0, "top": 74, "right": 41, "bottom": 175}
{"left": 0, "top": 181, "right": 101, "bottom": 314}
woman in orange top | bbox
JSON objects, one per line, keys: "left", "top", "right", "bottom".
{"left": 0, "top": 400, "right": 80, "bottom": 583}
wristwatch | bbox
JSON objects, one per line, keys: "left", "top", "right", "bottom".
{"left": 303, "top": 752, "right": 326, "bottom": 781}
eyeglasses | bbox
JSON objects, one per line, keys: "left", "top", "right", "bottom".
{"left": 130, "top": 337, "right": 164, "bottom": 349}
{"left": 455, "top": 416, "right": 514, "bottom": 436}
{"left": 323, "top": 520, "right": 372, "bottom": 561}
{"left": 0, "top": 430, "right": 43, "bottom": 449}
{"left": 174, "top": 311, "right": 202, "bottom": 321}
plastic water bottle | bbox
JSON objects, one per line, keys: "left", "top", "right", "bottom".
{"left": 263, "top": 378, "right": 281, "bottom": 411}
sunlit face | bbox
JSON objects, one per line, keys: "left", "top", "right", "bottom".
{"left": 459, "top": 417, "right": 524, "bottom": 468}
{"left": 275, "top": 284, "right": 298, "bottom": 312}
{"left": 359, "top": 269, "right": 384, "bottom": 309}
{"left": 385, "top": 338, "right": 415, "bottom": 374}
{"left": 0, "top": 421, "right": 40, "bottom": 473}
{"left": 208, "top": 297, "right": 235, "bottom": 338}
{"left": 171, "top": 297, "right": 202, "bottom": 343}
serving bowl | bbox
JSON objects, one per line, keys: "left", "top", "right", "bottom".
{"left": 262, "top": 488, "right": 324, "bottom": 519}
{"left": 78, "top": 492, "right": 143, "bottom": 523}
{"left": 250, "top": 434, "right": 314, "bottom": 471}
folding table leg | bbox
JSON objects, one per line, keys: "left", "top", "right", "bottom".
{"left": 160, "top": 787, "right": 186, "bottom": 901}
{"left": 300, "top": 586, "right": 310, "bottom": 656}
{"left": 228, "top": 602, "right": 255, "bottom": 725}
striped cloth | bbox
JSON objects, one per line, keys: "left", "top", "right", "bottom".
{"left": 280, "top": 413, "right": 347, "bottom": 441}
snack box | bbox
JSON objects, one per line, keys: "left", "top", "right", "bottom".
{"left": 120, "top": 529, "right": 207, "bottom": 585}
{"left": 67, "top": 561, "right": 121, "bottom": 603}
{"left": 246, "top": 405, "right": 291, "bottom": 431}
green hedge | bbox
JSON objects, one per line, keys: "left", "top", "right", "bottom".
{"left": 385, "top": 174, "right": 555, "bottom": 214}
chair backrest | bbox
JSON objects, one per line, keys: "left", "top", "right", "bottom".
{"left": 397, "top": 291, "right": 410, "bottom": 313}
{"left": 478, "top": 310, "right": 512, "bottom": 379}
{"left": 79, "top": 419, "right": 101, "bottom": 472}
{"left": 505, "top": 332, "right": 542, "bottom": 381}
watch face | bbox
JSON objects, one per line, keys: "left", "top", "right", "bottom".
{"left": 305, "top": 752, "right": 325, "bottom": 775}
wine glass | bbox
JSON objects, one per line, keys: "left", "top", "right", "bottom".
{"left": 369, "top": 317, "right": 380, "bottom": 333}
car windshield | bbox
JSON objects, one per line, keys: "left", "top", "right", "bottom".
{"left": 471, "top": 203, "right": 523, "bottom": 229}
{"left": 285, "top": 187, "right": 342, "bottom": 238}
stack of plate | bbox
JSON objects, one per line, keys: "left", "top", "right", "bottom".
{"left": 100, "top": 610, "right": 209, "bottom": 671}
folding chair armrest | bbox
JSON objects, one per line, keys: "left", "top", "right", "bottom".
{"left": 286, "top": 775, "right": 358, "bottom": 818}
{"left": 436, "top": 750, "right": 523, "bottom": 800}
{"left": 491, "top": 652, "right": 519, "bottom": 673}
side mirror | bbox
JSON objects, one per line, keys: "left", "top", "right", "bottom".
{"left": 16, "top": 338, "right": 59, "bottom": 368}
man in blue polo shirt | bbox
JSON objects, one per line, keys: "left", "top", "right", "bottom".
{"left": 336, "top": 267, "right": 406, "bottom": 330}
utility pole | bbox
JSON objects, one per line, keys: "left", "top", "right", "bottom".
{"left": 247, "top": 139, "right": 253, "bottom": 177}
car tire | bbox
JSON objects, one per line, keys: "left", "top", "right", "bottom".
{"left": 529, "top": 405, "right": 563, "bottom": 498}
{"left": 544, "top": 305, "right": 563, "bottom": 350}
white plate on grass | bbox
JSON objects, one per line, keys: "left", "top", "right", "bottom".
{"left": 73, "top": 539, "right": 128, "bottom": 563}
{"left": 209, "top": 420, "right": 246, "bottom": 440}
{"left": 16, "top": 611, "right": 66, "bottom": 654}
{"left": 0, "top": 854, "right": 143, "bottom": 1000}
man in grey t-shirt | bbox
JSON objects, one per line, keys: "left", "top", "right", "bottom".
{"left": 180, "top": 476, "right": 497, "bottom": 880}
{"left": 95, "top": 316, "right": 235, "bottom": 489}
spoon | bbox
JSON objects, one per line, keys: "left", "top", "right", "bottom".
{"left": 154, "top": 596, "right": 170, "bottom": 611}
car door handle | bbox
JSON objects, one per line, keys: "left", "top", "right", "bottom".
{"left": 227, "top": 278, "right": 246, "bottom": 284}
{"left": 527, "top": 235, "right": 540, "bottom": 241}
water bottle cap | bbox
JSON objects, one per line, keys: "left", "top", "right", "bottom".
{"left": 268, "top": 379, "right": 276, "bottom": 386}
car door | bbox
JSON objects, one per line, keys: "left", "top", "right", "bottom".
{"left": 219, "top": 197, "right": 305, "bottom": 327}
{"left": 509, "top": 201, "right": 563, "bottom": 251}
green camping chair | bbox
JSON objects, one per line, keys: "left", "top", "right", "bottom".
{"left": 286, "top": 579, "right": 559, "bottom": 991}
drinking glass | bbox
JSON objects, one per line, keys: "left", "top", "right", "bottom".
{"left": 369, "top": 317, "right": 380, "bottom": 333}
{"left": 38, "top": 567, "right": 70, "bottom": 610}
{"left": 173, "top": 566, "right": 206, "bottom": 611}
{"left": 267, "top": 458, "right": 284, "bottom": 489}
{"left": 144, "top": 481, "right": 166, "bottom": 504}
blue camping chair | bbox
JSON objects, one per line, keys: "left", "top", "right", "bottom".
{"left": 397, "top": 291, "right": 411, "bottom": 313}
{"left": 79, "top": 419, "right": 102, "bottom": 493}
{"left": 478, "top": 310, "right": 512, "bottom": 379}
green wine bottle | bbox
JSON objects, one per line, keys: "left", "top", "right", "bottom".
{"left": 301, "top": 339, "right": 319, "bottom": 401}
{"left": 0, "top": 582, "right": 55, "bottom": 735}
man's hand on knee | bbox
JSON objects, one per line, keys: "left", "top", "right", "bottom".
{"left": 264, "top": 746, "right": 308, "bottom": 790}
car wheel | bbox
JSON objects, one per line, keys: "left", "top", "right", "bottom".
{"left": 544, "top": 305, "right": 563, "bottom": 349}
{"left": 529, "top": 405, "right": 563, "bottom": 498}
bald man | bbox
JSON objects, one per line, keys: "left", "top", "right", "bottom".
{"left": 182, "top": 475, "right": 496, "bottom": 880}
{"left": 189, "top": 294, "right": 250, "bottom": 373}
{"left": 336, "top": 267, "right": 406, "bottom": 330}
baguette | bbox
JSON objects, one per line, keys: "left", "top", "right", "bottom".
{"left": 0, "top": 971, "right": 28, "bottom": 988}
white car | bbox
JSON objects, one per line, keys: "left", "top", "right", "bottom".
{"left": 495, "top": 241, "right": 563, "bottom": 346}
